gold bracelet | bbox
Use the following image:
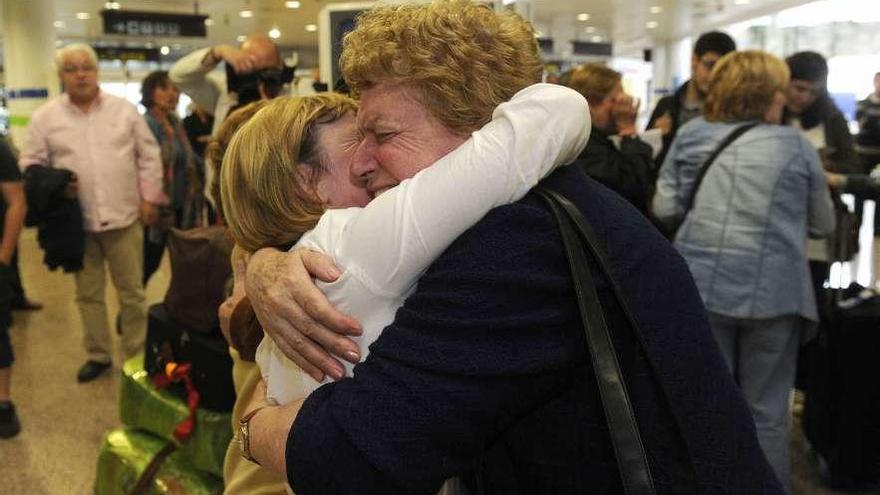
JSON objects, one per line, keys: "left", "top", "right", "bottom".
{"left": 239, "top": 405, "right": 269, "bottom": 465}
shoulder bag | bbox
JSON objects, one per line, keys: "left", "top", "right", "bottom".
{"left": 534, "top": 186, "right": 657, "bottom": 494}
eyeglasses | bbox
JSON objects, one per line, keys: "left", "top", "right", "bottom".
{"left": 61, "top": 65, "right": 97, "bottom": 74}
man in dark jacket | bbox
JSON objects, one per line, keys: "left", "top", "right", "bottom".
{"left": 784, "top": 51, "right": 859, "bottom": 174}
{"left": 647, "top": 31, "right": 737, "bottom": 166}
{"left": 568, "top": 63, "right": 655, "bottom": 215}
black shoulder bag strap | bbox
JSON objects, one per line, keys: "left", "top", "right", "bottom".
{"left": 534, "top": 187, "right": 656, "bottom": 495}
{"left": 683, "top": 122, "right": 760, "bottom": 214}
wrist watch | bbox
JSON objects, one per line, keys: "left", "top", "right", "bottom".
{"left": 239, "top": 406, "right": 268, "bottom": 464}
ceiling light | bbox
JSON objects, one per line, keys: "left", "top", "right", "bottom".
{"left": 104, "top": 2, "right": 121, "bottom": 9}
{"left": 576, "top": 13, "right": 590, "bottom": 21}
{"left": 269, "top": 27, "right": 281, "bottom": 39}
{"left": 305, "top": 24, "right": 318, "bottom": 32}
{"left": 650, "top": 6, "right": 663, "bottom": 14}
{"left": 592, "top": 36, "right": 602, "bottom": 42}
{"left": 239, "top": 10, "right": 253, "bottom": 18}
{"left": 734, "top": 0, "right": 750, "bottom": 4}
{"left": 204, "top": 18, "right": 214, "bottom": 26}
{"left": 160, "top": 45, "right": 170, "bottom": 55}
{"left": 76, "top": 12, "right": 91, "bottom": 20}
{"left": 585, "top": 26, "right": 596, "bottom": 33}
{"left": 646, "top": 21, "right": 659, "bottom": 29}
{"left": 285, "top": 1, "right": 301, "bottom": 8}
{"left": 237, "top": 35, "right": 247, "bottom": 42}
{"left": 53, "top": 20, "right": 66, "bottom": 28}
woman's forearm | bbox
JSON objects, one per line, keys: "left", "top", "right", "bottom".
{"left": 249, "top": 398, "right": 304, "bottom": 478}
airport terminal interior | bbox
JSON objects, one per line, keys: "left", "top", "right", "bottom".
{"left": 2, "top": 0, "right": 880, "bottom": 493}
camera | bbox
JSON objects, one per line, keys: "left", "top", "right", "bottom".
{"left": 226, "top": 64, "right": 295, "bottom": 106}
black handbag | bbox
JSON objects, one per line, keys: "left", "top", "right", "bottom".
{"left": 144, "top": 303, "right": 236, "bottom": 412}
{"left": 534, "top": 187, "right": 657, "bottom": 495}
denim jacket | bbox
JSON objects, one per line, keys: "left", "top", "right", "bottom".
{"left": 653, "top": 117, "right": 835, "bottom": 322}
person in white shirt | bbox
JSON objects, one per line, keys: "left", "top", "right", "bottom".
{"left": 169, "top": 35, "right": 284, "bottom": 209}
{"left": 220, "top": 84, "right": 589, "bottom": 407}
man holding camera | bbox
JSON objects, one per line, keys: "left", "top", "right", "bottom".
{"left": 170, "top": 36, "right": 289, "bottom": 209}
{"left": 170, "top": 35, "right": 285, "bottom": 134}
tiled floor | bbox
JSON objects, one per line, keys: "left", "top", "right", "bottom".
{"left": 0, "top": 228, "right": 875, "bottom": 494}
{"left": 0, "top": 229, "right": 170, "bottom": 495}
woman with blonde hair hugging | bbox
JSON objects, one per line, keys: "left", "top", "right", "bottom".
{"left": 221, "top": 86, "right": 588, "bottom": 406}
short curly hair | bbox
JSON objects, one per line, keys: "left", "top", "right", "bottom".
{"left": 704, "top": 50, "right": 789, "bottom": 122}
{"left": 220, "top": 94, "right": 358, "bottom": 253}
{"left": 340, "top": 0, "right": 542, "bottom": 135}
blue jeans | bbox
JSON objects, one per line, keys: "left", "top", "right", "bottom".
{"left": 707, "top": 312, "right": 803, "bottom": 494}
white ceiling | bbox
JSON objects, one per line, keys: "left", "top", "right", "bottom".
{"left": 46, "top": 0, "right": 819, "bottom": 59}
{"left": 51, "top": 0, "right": 347, "bottom": 53}
{"left": 530, "top": 0, "right": 816, "bottom": 56}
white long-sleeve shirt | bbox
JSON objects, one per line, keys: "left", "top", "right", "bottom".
{"left": 169, "top": 47, "right": 238, "bottom": 207}
{"left": 257, "top": 83, "right": 591, "bottom": 404}
{"left": 169, "top": 47, "right": 231, "bottom": 136}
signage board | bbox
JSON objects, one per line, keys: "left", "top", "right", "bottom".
{"left": 571, "top": 40, "right": 613, "bottom": 57}
{"left": 101, "top": 9, "right": 208, "bottom": 38}
{"left": 95, "top": 46, "right": 161, "bottom": 62}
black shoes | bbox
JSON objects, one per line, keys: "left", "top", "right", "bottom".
{"left": 77, "top": 360, "right": 112, "bottom": 383}
{"left": 0, "top": 401, "right": 21, "bottom": 438}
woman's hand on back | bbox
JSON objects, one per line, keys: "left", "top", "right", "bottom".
{"left": 245, "top": 247, "right": 363, "bottom": 382}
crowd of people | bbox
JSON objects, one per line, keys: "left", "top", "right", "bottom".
{"left": 1, "top": 1, "right": 880, "bottom": 494}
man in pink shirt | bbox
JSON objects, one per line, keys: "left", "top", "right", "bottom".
{"left": 19, "top": 44, "right": 166, "bottom": 382}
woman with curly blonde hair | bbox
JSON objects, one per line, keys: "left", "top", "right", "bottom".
{"left": 240, "top": 3, "right": 786, "bottom": 495}
{"left": 221, "top": 73, "right": 590, "bottom": 491}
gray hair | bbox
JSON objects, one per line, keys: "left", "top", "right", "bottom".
{"left": 55, "top": 43, "right": 99, "bottom": 71}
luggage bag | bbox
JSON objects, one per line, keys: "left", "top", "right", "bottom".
{"left": 119, "top": 354, "right": 232, "bottom": 476}
{"left": 802, "top": 211, "right": 880, "bottom": 490}
{"left": 94, "top": 428, "right": 223, "bottom": 495}
{"left": 144, "top": 303, "right": 236, "bottom": 412}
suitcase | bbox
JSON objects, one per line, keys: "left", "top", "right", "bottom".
{"left": 802, "top": 197, "right": 880, "bottom": 489}
{"left": 803, "top": 292, "right": 880, "bottom": 490}
{"left": 94, "top": 428, "right": 223, "bottom": 495}
{"left": 145, "top": 303, "right": 236, "bottom": 412}
{"left": 119, "top": 354, "right": 232, "bottom": 476}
